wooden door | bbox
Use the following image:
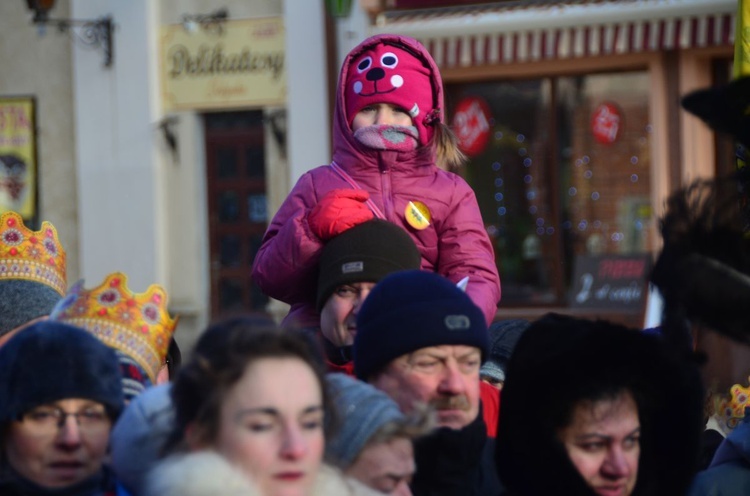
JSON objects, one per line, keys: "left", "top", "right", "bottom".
{"left": 204, "top": 111, "right": 269, "bottom": 317}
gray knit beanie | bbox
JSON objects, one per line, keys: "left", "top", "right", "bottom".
{"left": 0, "top": 280, "right": 62, "bottom": 337}
{"left": 325, "top": 373, "right": 405, "bottom": 468}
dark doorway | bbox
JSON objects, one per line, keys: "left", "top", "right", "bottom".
{"left": 204, "top": 111, "right": 269, "bottom": 318}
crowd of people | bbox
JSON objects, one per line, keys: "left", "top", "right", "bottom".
{"left": 0, "top": 33, "right": 748, "bottom": 496}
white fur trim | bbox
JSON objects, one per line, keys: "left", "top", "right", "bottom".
{"left": 144, "top": 451, "right": 259, "bottom": 496}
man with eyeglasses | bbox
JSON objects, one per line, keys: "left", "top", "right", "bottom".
{"left": 0, "top": 321, "right": 124, "bottom": 495}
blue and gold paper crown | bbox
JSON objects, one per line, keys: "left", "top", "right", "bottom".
{"left": 51, "top": 272, "right": 178, "bottom": 383}
{"left": 0, "top": 211, "right": 66, "bottom": 295}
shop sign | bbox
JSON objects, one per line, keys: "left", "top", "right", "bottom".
{"left": 569, "top": 254, "right": 651, "bottom": 310}
{"left": 160, "top": 17, "right": 286, "bottom": 111}
{"left": 452, "top": 96, "right": 491, "bottom": 157}
{"left": 590, "top": 102, "right": 622, "bottom": 145}
{"left": 0, "top": 97, "right": 37, "bottom": 220}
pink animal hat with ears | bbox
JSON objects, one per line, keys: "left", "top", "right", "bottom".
{"left": 344, "top": 38, "right": 438, "bottom": 146}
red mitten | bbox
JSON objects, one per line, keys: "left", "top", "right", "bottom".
{"left": 308, "top": 189, "right": 374, "bottom": 240}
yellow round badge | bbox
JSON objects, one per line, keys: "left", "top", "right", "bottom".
{"left": 405, "top": 201, "right": 431, "bottom": 230}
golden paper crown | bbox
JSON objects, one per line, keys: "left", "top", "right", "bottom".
{"left": 51, "top": 272, "right": 178, "bottom": 383}
{"left": 0, "top": 211, "right": 66, "bottom": 295}
{"left": 714, "top": 379, "right": 750, "bottom": 433}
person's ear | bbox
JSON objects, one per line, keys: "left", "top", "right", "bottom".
{"left": 156, "top": 364, "right": 170, "bottom": 385}
{"left": 184, "top": 423, "right": 208, "bottom": 451}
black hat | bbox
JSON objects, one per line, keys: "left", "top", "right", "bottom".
{"left": 316, "top": 219, "right": 421, "bottom": 310}
{"left": 681, "top": 76, "right": 750, "bottom": 149}
{"left": 354, "top": 270, "right": 488, "bottom": 380}
{"left": 0, "top": 321, "right": 124, "bottom": 422}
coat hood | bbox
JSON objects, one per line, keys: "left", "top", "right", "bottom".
{"left": 496, "top": 313, "right": 704, "bottom": 496}
{"left": 710, "top": 414, "right": 750, "bottom": 468}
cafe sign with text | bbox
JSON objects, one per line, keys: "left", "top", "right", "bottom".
{"left": 160, "top": 17, "right": 286, "bottom": 111}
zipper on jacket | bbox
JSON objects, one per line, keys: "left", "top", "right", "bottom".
{"left": 378, "top": 153, "right": 395, "bottom": 220}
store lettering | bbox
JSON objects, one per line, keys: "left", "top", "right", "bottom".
{"left": 208, "top": 80, "right": 247, "bottom": 98}
{"left": 168, "top": 44, "right": 284, "bottom": 80}
{"left": 598, "top": 259, "right": 645, "bottom": 279}
{"left": 575, "top": 274, "right": 642, "bottom": 305}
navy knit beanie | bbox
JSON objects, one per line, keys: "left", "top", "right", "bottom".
{"left": 354, "top": 270, "right": 488, "bottom": 380}
{"left": 0, "top": 320, "right": 124, "bottom": 422}
{"left": 317, "top": 219, "right": 421, "bottom": 311}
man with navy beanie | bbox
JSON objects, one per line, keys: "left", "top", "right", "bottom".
{"left": 354, "top": 270, "right": 501, "bottom": 496}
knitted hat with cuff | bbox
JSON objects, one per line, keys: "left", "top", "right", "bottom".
{"left": 317, "top": 219, "right": 421, "bottom": 311}
{"left": 0, "top": 211, "right": 67, "bottom": 338}
{"left": 0, "top": 320, "right": 124, "bottom": 422}
{"left": 325, "top": 373, "right": 406, "bottom": 468}
{"left": 344, "top": 36, "right": 439, "bottom": 146}
{"left": 354, "top": 270, "right": 488, "bottom": 380}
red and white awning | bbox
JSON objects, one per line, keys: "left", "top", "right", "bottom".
{"left": 371, "top": 0, "right": 735, "bottom": 68}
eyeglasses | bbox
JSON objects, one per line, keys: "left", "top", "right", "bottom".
{"left": 18, "top": 406, "right": 110, "bottom": 436}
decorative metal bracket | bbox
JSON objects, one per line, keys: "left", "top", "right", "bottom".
{"left": 181, "top": 8, "right": 228, "bottom": 36}
{"left": 32, "top": 16, "right": 114, "bottom": 68}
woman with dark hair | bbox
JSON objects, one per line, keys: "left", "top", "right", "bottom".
{"left": 495, "top": 314, "right": 704, "bottom": 496}
{"left": 144, "top": 317, "right": 380, "bottom": 496}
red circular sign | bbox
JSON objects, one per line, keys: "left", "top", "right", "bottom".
{"left": 590, "top": 102, "right": 623, "bottom": 145}
{"left": 452, "top": 96, "right": 492, "bottom": 157}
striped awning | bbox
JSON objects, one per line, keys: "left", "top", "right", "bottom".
{"left": 371, "top": 0, "right": 736, "bottom": 68}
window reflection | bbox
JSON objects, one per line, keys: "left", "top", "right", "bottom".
{"left": 218, "top": 191, "right": 240, "bottom": 222}
{"left": 217, "top": 148, "right": 238, "bottom": 178}
{"left": 220, "top": 235, "right": 241, "bottom": 267}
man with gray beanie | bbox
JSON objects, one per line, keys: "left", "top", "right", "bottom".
{"left": 326, "top": 373, "right": 433, "bottom": 496}
{"left": 354, "top": 270, "right": 502, "bottom": 496}
{"left": 301, "top": 218, "right": 421, "bottom": 375}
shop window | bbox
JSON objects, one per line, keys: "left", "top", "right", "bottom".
{"left": 447, "top": 71, "right": 652, "bottom": 307}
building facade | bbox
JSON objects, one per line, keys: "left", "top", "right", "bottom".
{"left": 0, "top": 0, "right": 737, "bottom": 347}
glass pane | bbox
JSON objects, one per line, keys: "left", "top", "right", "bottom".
{"left": 220, "top": 235, "right": 241, "bottom": 267}
{"left": 205, "top": 111, "right": 264, "bottom": 130}
{"left": 246, "top": 146, "right": 265, "bottom": 178}
{"left": 247, "top": 194, "right": 267, "bottom": 223}
{"left": 218, "top": 191, "right": 240, "bottom": 222}
{"left": 217, "top": 148, "right": 238, "bottom": 178}
{"left": 558, "top": 72, "right": 653, "bottom": 261}
{"left": 448, "top": 79, "right": 556, "bottom": 304}
{"left": 219, "top": 278, "right": 244, "bottom": 311}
